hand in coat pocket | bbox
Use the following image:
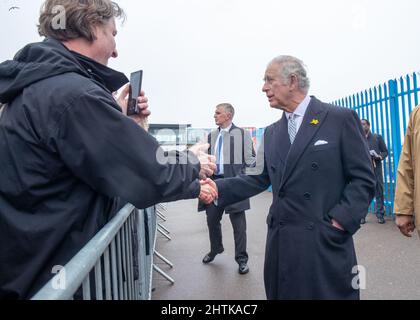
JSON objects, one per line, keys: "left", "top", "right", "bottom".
{"left": 331, "top": 219, "right": 345, "bottom": 231}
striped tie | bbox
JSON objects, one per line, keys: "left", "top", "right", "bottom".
{"left": 288, "top": 113, "right": 297, "bottom": 144}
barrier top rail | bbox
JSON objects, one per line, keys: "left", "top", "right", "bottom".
{"left": 31, "top": 204, "right": 135, "bottom": 300}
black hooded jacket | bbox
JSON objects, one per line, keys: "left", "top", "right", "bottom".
{"left": 0, "top": 39, "right": 200, "bottom": 299}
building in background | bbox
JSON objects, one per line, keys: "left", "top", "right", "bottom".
{"left": 149, "top": 124, "right": 191, "bottom": 151}
{"left": 149, "top": 124, "right": 264, "bottom": 152}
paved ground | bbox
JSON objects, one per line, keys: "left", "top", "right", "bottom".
{"left": 152, "top": 192, "right": 420, "bottom": 300}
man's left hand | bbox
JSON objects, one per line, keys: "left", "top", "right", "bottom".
{"left": 115, "top": 84, "right": 151, "bottom": 128}
{"left": 189, "top": 143, "right": 216, "bottom": 179}
{"left": 199, "top": 179, "right": 218, "bottom": 204}
{"left": 331, "top": 219, "right": 345, "bottom": 231}
{"left": 396, "top": 214, "right": 415, "bottom": 237}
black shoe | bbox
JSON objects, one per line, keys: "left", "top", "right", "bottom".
{"left": 202, "top": 248, "right": 224, "bottom": 264}
{"left": 360, "top": 218, "right": 366, "bottom": 225}
{"left": 238, "top": 262, "right": 249, "bottom": 275}
{"left": 377, "top": 217, "right": 386, "bottom": 224}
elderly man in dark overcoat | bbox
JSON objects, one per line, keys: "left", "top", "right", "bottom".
{"left": 215, "top": 55, "right": 375, "bottom": 300}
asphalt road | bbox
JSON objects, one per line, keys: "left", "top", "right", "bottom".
{"left": 152, "top": 192, "right": 420, "bottom": 300}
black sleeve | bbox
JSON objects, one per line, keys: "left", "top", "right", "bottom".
{"left": 327, "top": 110, "right": 376, "bottom": 234}
{"left": 377, "top": 134, "right": 388, "bottom": 160}
{"left": 53, "top": 87, "right": 200, "bottom": 209}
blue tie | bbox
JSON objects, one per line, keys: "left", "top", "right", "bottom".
{"left": 216, "top": 133, "right": 224, "bottom": 175}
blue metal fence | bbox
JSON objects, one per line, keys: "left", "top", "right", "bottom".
{"left": 333, "top": 72, "right": 420, "bottom": 216}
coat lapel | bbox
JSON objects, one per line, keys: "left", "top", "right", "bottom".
{"left": 265, "top": 114, "right": 290, "bottom": 189}
{"left": 280, "top": 98, "right": 328, "bottom": 188}
{"left": 227, "top": 124, "right": 238, "bottom": 164}
{"left": 273, "top": 113, "right": 291, "bottom": 166}
{"left": 209, "top": 129, "right": 219, "bottom": 156}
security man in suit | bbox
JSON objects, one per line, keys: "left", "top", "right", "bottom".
{"left": 213, "top": 56, "right": 375, "bottom": 299}
{"left": 198, "top": 103, "right": 255, "bottom": 274}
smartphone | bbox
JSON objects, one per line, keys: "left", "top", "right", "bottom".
{"left": 127, "top": 70, "right": 143, "bottom": 116}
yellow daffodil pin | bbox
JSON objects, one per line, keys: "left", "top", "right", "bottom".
{"left": 310, "top": 119, "right": 320, "bottom": 125}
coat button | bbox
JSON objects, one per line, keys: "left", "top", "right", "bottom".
{"left": 311, "top": 163, "right": 319, "bottom": 170}
{"left": 306, "top": 222, "right": 315, "bottom": 230}
{"left": 304, "top": 193, "right": 311, "bottom": 200}
{"left": 279, "top": 191, "right": 285, "bottom": 198}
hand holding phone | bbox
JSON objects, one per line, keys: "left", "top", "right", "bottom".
{"left": 127, "top": 70, "right": 143, "bottom": 116}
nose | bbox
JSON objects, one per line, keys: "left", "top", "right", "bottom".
{"left": 112, "top": 49, "right": 118, "bottom": 59}
{"left": 262, "top": 82, "right": 269, "bottom": 92}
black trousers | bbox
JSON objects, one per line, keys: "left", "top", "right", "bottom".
{"left": 374, "top": 166, "right": 385, "bottom": 218}
{"left": 205, "top": 203, "right": 248, "bottom": 264}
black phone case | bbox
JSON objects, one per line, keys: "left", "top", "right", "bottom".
{"left": 127, "top": 70, "right": 143, "bottom": 116}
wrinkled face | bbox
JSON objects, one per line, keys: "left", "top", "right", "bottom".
{"left": 214, "top": 107, "right": 231, "bottom": 127}
{"left": 361, "top": 120, "right": 370, "bottom": 134}
{"left": 262, "top": 62, "right": 292, "bottom": 111}
{"left": 91, "top": 18, "right": 118, "bottom": 66}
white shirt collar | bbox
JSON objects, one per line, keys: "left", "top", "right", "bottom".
{"left": 285, "top": 95, "right": 311, "bottom": 119}
{"left": 219, "top": 123, "right": 233, "bottom": 133}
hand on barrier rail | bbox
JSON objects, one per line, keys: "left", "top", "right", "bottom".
{"left": 199, "top": 178, "right": 218, "bottom": 204}
{"left": 189, "top": 143, "right": 217, "bottom": 179}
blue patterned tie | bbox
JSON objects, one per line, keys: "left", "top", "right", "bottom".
{"left": 216, "top": 133, "right": 224, "bottom": 174}
{"left": 288, "top": 113, "right": 297, "bottom": 144}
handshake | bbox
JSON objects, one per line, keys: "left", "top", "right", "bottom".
{"left": 189, "top": 142, "right": 219, "bottom": 205}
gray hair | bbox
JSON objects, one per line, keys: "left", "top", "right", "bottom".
{"left": 38, "top": 0, "right": 125, "bottom": 42}
{"left": 270, "top": 55, "right": 310, "bottom": 92}
{"left": 216, "top": 103, "right": 235, "bottom": 119}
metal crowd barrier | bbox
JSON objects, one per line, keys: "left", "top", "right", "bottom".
{"left": 31, "top": 203, "right": 173, "bottom": 300}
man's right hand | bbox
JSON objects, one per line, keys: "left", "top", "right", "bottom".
{"left": 199, "top": 179, "right": 218, "bottom": 204}
{"left": 189, "top": 143, "right": 216, "bottom": 179}
{"left": 396, "top": 214, "right": 415, "bottom": 237}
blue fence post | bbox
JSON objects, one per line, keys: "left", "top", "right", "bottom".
{"left": 388, "top": 79, "right": 402, "bottom": 184}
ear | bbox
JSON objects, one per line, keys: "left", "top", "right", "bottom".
{"left": 90, "top": 24, "right": 102, "bottom": 42}
{"left": 289, "top": 74, "right": 299, "bottom": 91}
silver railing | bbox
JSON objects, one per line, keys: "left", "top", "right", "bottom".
{"left": 31, "top": 203, "right": 173, "bottom": 300}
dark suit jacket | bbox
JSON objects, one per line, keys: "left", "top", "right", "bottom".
{"left": 215, "top": 97, "right": 376, "bottom": 299}
{"left": 198, "top": 124, "right": 255, "bottom": 214}
{"left": 366, "top": 132, "right": 388, "bottom": 177}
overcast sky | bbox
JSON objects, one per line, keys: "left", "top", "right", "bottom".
{"left": 1, "top": 0, "right": 419, "bottom": 128}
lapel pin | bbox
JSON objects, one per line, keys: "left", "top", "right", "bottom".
{"left": 310, "top": 119, "right": 320, "bottom": 125}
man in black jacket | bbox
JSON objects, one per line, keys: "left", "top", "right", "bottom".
{"left": 361, "top": 119, "right": 389, "bottom": 224}
{"left": 0, "top": 0, "right": 216, "bottom": 299}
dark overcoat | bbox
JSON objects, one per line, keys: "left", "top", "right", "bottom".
{"left": 216, "top": 98, "right": 375, "bottom": 299}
